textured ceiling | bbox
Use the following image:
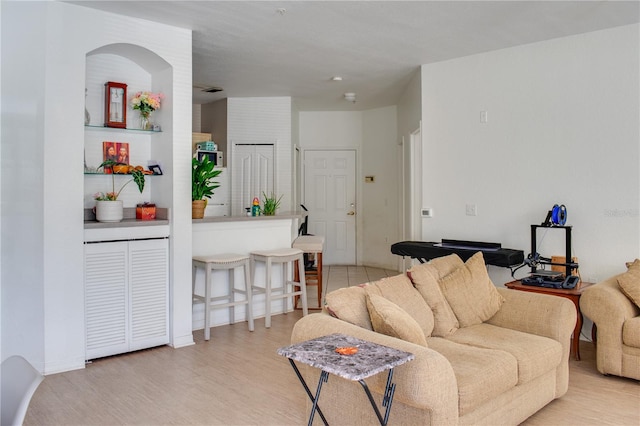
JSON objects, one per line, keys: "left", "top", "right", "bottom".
{"left": 69, "top": 1, "right": 640, "bottom": 111}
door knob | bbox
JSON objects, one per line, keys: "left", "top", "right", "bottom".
{"left": 347, "top": 211, "right": 355, "bottom": 216}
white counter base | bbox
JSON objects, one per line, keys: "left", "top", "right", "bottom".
{"left": 192, "top": 216, "right": 302, "bottom": 330}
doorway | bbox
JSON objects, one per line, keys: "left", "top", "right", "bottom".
{"left": 303, "top": 150, "right": 356, "bottom": 265}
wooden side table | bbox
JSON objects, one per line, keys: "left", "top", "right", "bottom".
{"left": 505, "top": 280, "right": 593, "bottom": 361}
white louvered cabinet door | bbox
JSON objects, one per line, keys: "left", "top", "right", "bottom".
{"left": 84, "top": 241, "right": 129, "bottom": 360}
{"left": 128, "top": 238, "right": 169, "bottom": 351}
{"left": 84, "top": 238, "right": 169, "bottom": 360}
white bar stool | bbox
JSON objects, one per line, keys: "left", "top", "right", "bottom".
{"left": 292, "top": 235, "right": 325, "bottom": 309}
{"left": 192, "top": 253, "right": 254, "bottom": 341}
{"left": 250, "top": 248, "right": 308, "bottom": 328}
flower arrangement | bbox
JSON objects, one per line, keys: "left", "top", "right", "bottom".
{"left": 94, "top": 159, "right": 145, "bottom": 201}
{"left": 131, "top": 91, "right": 164, "bottom": 118}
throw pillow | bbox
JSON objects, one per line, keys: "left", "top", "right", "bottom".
{"left": 366, "top": 293, "right": 428, "bottom": 347}
{"left": 617, "top": 268, "right": 640, "bottom": 309}
{"left": 438, "top": 252, "right": 505, "bottom": 327}
{"left": 324, "top": 284, "right": 373, "bottom": 330}
{"left": 366, "top": 274, "right": 435, "bottom": 337}
{"left": 626, "top": 258, "right": 640, "bottom": 272}
{"left": 408, "top": 254, "right": 462, "bottom": 337}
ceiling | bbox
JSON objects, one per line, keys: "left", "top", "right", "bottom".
{"left": 68, "top": 1, "right": 639, "bottom": 111}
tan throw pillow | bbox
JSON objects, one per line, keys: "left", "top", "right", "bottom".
{"left": 366, "top": 274, "right": 435, "bottom": 337}
{"left": 626, "top": 259, "right": 640, "bottom": 272}
{"left": 324, "top": 285, "right": 373, "bottom": 330}
{"left": 366, "top": 293, "right": 428, "bottom": 347}
{"left": 439, "top": 252, "right": 505, "bottom": 327}
{"left": 617, "top": 269, "right": 640, "bottom": 309}
{"left": 408, "top": 255, "right": 462, "bottom": 337}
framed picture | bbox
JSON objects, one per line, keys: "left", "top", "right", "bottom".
{"left": 103, "top": 141, "right": 129, "bottom": 164}
{"left": 104, "top": 81, "right": 127, "bottom": 128}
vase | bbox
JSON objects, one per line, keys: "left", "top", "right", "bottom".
{"left": 140, "top": 113, "right": 151, "bottom": 130}
{"left": 95, "top": 200, "right": 124, "bottom": 223}
{"left": 192, "top": 200, "right": 206, "bottom": 219}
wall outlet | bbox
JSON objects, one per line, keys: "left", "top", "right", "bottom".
{"left": 421, "top": 208, "right": 433, "bottom": 218}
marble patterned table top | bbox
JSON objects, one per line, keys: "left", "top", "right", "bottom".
{"left": 277, "top": 333, "right": 415, "bottom": 381}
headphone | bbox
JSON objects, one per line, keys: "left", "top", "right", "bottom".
{"left": 551, "top": 204, "right": 567, "bottom": 226}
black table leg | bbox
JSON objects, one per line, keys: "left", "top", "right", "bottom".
{"left": 357, "top": 368, "right": 396, "bottom": 426}
{"left": 287, "top": 359, "right": 329, "bottom": 426}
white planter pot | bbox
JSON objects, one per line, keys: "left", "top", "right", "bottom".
{"left": 95, "top": 200, "right": 124, "bottom": 223}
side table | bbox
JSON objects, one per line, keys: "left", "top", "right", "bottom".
{"left": 505, "top": 280, "right": 593, "bottom": 361}
{"left": 277, "top": 333, "right": 415, "bottom": 426}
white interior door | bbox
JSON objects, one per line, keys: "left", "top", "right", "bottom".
{"left": 232, "top": 144, "right": 275, "bottom": 215}
{"left": 304, "top": 150, "right": 356, "bottom": 265}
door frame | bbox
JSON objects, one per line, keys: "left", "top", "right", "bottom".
{"left": 400, "top": 124, "right": 422, "bottom": 270}
{"left": 301, "top": 148, "right": 358, "bottom": 265}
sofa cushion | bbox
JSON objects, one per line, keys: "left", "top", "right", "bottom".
{"left": 617, "top": 268, "right": 640, "bottom": 309}
{"left": 366, "top": 293, "right": 428, "bottom": 347}
{"left": 408, "top": 254, "right": 463, "bottom": 337}
{"left": 623, "top": 316, "right": 640, "bottom": 348}
{"left": 366, "top": 274, "right": 435, "bottom": 337}
{"left": 446, "top": 323, "right": 562, "bottom": 385}
{"left": 427, "top": 337, "right": 518, "bottom": 416}
{"left": 438, "top": 252, "right": 505, "bottom": 327}
{"left": 324, "top": 285, "right": 373, "bottom": 330}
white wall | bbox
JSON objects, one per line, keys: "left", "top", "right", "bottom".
{"left": 1, "top": 2, "right": 194, "bottom": 373}
{"left": 397, "top": 69, "right": 423, "bottom": 253}
{"left": 421, "top": 24, "right": 640, "bottom": 286}
{"left": 362, "top": 106, "right": 400, "bottom": 269}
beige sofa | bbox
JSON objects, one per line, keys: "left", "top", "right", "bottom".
{"left": 290, "top": 253, "right": 576, "bottom": 425}
{"left": 580, "top": 260, "right": 640, "bottom": 380}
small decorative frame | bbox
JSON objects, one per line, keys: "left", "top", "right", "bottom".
{"left": 104, "top": 81, "right": 127, "bottom": 128}
{"left": 103, "top": 141, "right": 130, "bottom": 172}
{"left": 149, "top": 164, "right": 163, "bottom": 175}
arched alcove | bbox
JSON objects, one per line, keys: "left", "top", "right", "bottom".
{"left": 87, "top": 43, "right": 171, "bottom": 73}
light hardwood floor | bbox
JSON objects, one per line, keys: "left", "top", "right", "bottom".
{"left": 25, "top": 266, "right": 639, "bottom": 425}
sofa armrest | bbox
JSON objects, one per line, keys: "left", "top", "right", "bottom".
{"left": 488, "top": 288, "right": 576, "bottom": 344}
{"left": 291, "top": 313, "right": 459, "bottom": 425}
{"left": 487, "top": 288, "right": 576, "bottom": 397}
{"left": 580, "top": 277, "right": 640, "bottom": 377}
{"left": 580, "top": 277, "right": 639, "bottom": 330}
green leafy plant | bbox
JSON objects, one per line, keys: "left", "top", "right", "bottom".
{"left": 95, "top": 159, "right": 145, "bottom": 201}
{"left": 192, "top": 156, "right": 221, "bottom": 201}
{"left": 261, "top": 192, "right": 283, "bottom": 216}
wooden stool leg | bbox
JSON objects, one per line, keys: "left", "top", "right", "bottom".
{"left": 297, "top": 254, "right": 308, "bottom": 316}
{"left": 293, "top": 259, "right": 300, "bottom": 309}
{"left": 316, "top": 252, "right": 323, "bottom": 308}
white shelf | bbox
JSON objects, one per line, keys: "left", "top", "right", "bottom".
{"left": 85, "top": 124, "right": 162, "bottom": 134}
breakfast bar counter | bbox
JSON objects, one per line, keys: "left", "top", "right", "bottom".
{"left": 192, "top": 211, "right": 306, "bottom": 330}
{"left": 192, "top": 211, "right": 305, "bottom": 224}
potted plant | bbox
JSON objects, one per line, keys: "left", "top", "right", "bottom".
{"left": 192, "top": 155, "right": 221, "bottom": 219}
{"left": 94, "top": 159, "right": 146, "bottom": 222}
{"left": 261, "top": 192, "right": 283, "bottom": 216}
